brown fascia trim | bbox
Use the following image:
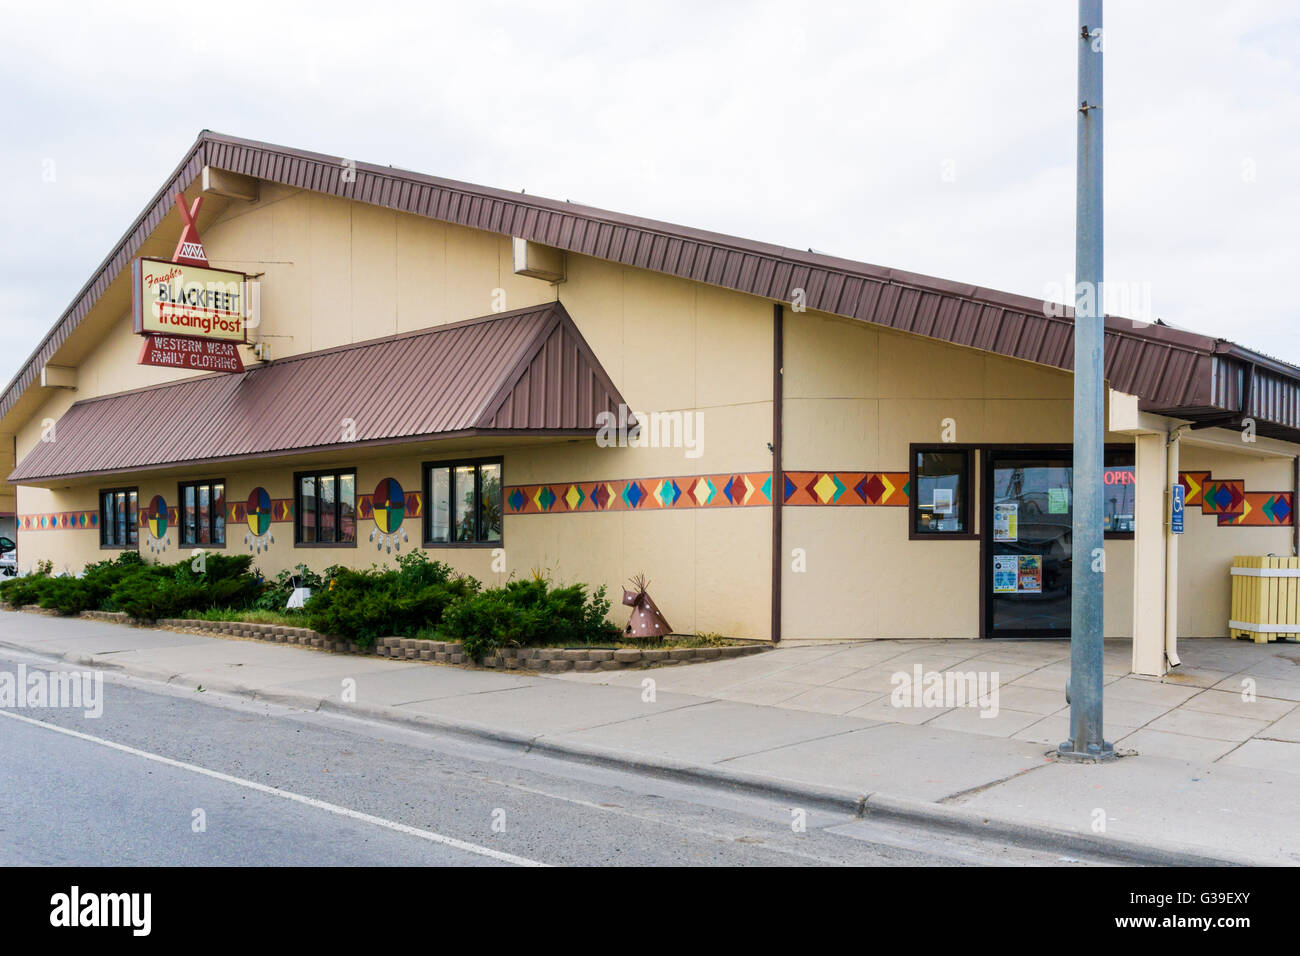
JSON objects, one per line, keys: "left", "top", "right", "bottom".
{"left": 7, "top": 128, "right": 1300, "bottom": 427}
{"left": 7, "top": 427, "right": 600, "bottom": 486}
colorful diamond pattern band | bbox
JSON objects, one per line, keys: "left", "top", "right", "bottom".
{"left": 19, "top": 510, "right": 99, "bottom": 532}
{"left": 24, "top": 469, "right": 1292, "bottom": 530}
{"left": 505, "top": 472, "right": 777, "bottom": 514}
{"left": 1179, "top": 470, "right": 1292, "bottom": 526}
{"left": 782, "top": 471, "right": 911, "bottom": 506}
{"left": 504, "top": 471, "right": 909, "bottom": 515}
{"left": 1217, "top": 492, "right": 1294, "bottom": 527}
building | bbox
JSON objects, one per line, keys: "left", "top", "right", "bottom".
{"left": 4, "top": 131, "right": 1298, "bottom": 676}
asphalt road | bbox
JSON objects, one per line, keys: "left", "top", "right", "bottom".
{"left": 0, "top": 651, "right": 1104, "bottom": 866}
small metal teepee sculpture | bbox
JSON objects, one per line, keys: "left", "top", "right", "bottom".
{"left": 622, "top": 573, "right": 672, "bottom": 638}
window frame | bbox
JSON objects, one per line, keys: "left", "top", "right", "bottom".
{"left": 98, "top": 486, "right": 139, "bottom": 551}
{"left": 177, "top": 478, "right": 227, "bottom": 549}
{"left": 293, "top": 468, "right": 358, "bottom": 548}
{"left": 908, "top": 444, "right": 978, "bottom": 541}
{"left": 422, "top": 456, "right": 504, "bottom": 549}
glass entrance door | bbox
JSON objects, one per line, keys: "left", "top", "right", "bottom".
{"left": 987, "top": 453, "right": 1073, "bottom": 636}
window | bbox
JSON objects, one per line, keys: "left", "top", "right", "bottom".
{"left": 99, "top": 488, "right": 138, "bottom": 549}
{"left": 910, "top": 447, "right": 973, "bottom": 537}
{"left": 424, "top": 458, "right": 502, "bottom": 546}
{"left": 179, "top": 479, "right": 226, "bottom": 547}
{"left": 1103, "top": 448, "right": 1136, "bottom": 535}
{"left": 295, "top": 469, "right": 356, "bottom": 546}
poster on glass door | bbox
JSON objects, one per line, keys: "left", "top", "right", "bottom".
{"left": 1016, "top": 555, "right": 1042, "bottom": 593}
{"left": 992, "top": 555, "right": 1019, "bottom": 593}
{"left": 993, "top": 502, "right": 1018, "bottom": 541}
{"left": 993, "top": 554, "right": 1042, "bottom": 594}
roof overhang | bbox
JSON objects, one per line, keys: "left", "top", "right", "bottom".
{"left": 9, "top": 302, "right": 631, "bottom": 485}
{"left": 5, "top": 130, "right": 1300, "bottom": 445}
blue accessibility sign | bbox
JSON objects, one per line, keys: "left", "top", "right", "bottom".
{"left": 1171, "top": 483, "right": 1185, "bottom": 534}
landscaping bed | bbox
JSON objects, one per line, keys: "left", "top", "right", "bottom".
{"left": 67, "top": 610, "right": 768, "bottom": 671}
{"left": 1, "top": 551, "right": 768, "bottom": 671}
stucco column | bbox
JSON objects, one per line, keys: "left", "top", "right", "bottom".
{"left": 1131, "top": 432, "right": 1168, "bottom": 675}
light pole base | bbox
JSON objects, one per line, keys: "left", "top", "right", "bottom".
{"left": 1056, "top": 740, "right": 1117, "bottom": 763}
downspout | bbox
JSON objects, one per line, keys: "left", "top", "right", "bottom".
{"left": 1294, "top": 454, "right": 1299, "bottom": 558}
{"left": 771, "top": 303, "right": 784, "bottom": 644}
{"left": 1165, "top": 424, "right": 1188, "bottom": 669}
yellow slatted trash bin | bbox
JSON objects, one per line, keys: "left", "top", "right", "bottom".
{"left": 1229, "top": 555, "right": 1300, "bottom": 643}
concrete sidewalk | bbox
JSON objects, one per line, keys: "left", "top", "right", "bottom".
{"left": 3, "top": 609, "right": 1298, "bottom": 865}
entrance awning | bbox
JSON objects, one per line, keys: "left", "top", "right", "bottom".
{"left": 9, "top": 302, "right": 628, "bottom": 484}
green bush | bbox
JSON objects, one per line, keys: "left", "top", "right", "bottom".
{"left": 36, "top": 577, "right": 99, "bottom": 616}
{"left": 107, "top": 552, "right": 261, "bottom": 620}
{"left": 439, "top": 577, "right": 619, "bottom": 662}
{"left": 304, "top": 551, "right": 478, "bottom": 648}
{"left": 1, "top": 572, "right": 52, "bottom": 607}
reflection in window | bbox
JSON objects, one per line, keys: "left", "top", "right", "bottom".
{"left": 296, "top": 470, "right": 356, "bottom": 546}
{"left": 913, "top": 449, "right": 970, "bottom": 535}
{"left": 427, "top": 459, "right": 504, "bottom": 545}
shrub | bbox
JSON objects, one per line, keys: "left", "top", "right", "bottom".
{"left": 439, "top": 577, "right": 619, "bottom": 661}
{"left": 107, "top": 552, "right": 261, "bottom": 620}
{"left": 1, "top": 572, "right": 52, "bottom": 607}
{"left": 36, "top": 576, "right": 100, "bottom": 616}
{"left": 303, "top": 551, "right": 478, "bottom": 647}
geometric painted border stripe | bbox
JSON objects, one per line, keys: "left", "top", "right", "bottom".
{"left": 506, "top": 473, "right": 775, "bottom": 515}
{"left": 19, "top": 510, "right": 99, "bottom": 532}
{"left": 782, "top": 471, "right": 910, "bottom": 506}
{"left": 1200, "top": 478, "right": 1246, "bottom": 516}
{"left": 1179, "top": 470, "right": 1292, "bottom": 526}
{"left": 1217, "top": 492, "right": 1294, "bottom": 527}
{"left": 504, "top": 470, "right": 911, "bottom": 515}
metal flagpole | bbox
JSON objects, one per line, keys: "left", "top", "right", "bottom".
{"left": 1060, "top": 0, "right": 1114, "bottom": 762}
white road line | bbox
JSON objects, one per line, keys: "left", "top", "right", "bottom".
{"left": 0, "top": 709, "right": 547, "bottom": 867}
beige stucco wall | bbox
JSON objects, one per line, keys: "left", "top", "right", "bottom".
{"left": 13, "top": 189, "right": 775, "bottom": 637}
{"left": 12, "top": 187, "right": 1298, "bottom": 646}
{"left": 1175, "top": 443, "right": 1294, "bottom": 637}
{"left": 781, "top": 308, "right": 1136, "bottom": 640}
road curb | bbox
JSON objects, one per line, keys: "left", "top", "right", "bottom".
{"left": 0, "top": 634, "right": 1253, "bottom": 867}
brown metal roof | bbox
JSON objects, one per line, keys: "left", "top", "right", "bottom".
{"left": 4, "top": 130, "right": 1300, "bottom": 440}
{"left": 9, "top": 302, "right": 627, "bottom": 483}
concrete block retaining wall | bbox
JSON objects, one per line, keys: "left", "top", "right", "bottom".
{"left": 60, "top": 608, "right": 771, "bottom": 671}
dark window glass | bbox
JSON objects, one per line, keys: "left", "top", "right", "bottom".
{"left": 318, "top": 475, "right": 336, "bottom": 544}
{"left": 339, "top": 474, "right": 356, "bottom": 544}
{"left": 300, "top": 476, "right": 317, "bottom": 544}
{"left": 99, "top": 488, "right": 139, "bottom": 548}
{"left": 428, "top": 467, "right": 450, "bottom": 543}
{"left": 913, "top": 449, "right": 970, "bottom": 535}
{"left": 213, "top": 483, "right": 225, "bottom": 544}
{"left": 295, "top": 470, "right": 356, "bottom": 547}
{"left": 198, "top": 485, "right": 211, "bottom": 545}
{"left": 183, "top": 485, "right": 197, "bottom": 545}
{"left": 179, "top": 480, "right": 226, "bottom": 546}
{"left": 426, "top": 459, "right": 504, "bottom": 546}
{"left": 479, "top": 462, "right": 502, "bottom": 542}
{"left": 453, "top": 465, "right": 475, "bottom": 542}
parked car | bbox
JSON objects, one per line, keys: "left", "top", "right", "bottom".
{"left": 0, "top": 536, "right": 16, "bottom": 577}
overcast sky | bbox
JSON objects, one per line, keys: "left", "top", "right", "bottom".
{"left": 1, "top": 0, "right": 1297, "bottom": 389}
